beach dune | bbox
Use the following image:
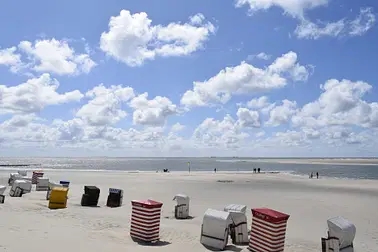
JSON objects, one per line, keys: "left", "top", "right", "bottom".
{"left": 1, "top": 171, "right": 377, "bottom": 252}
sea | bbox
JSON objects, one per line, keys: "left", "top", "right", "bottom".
{"left": 1, "top": 157, "right": 378, "bottom": 180}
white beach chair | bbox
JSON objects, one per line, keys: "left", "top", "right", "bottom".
{"left": 173, "top": 194, "right": 190, "bottom": 219}
{"left": 224, "top": 204, "right": 249, "bottom": 244}
{"left": 200, "top": 209, "right": 232, "bottom": 250}
{"left": 322, "top": 216, "right": 356, "bottom": 252}
{"left": 18, "top": 170, "right": 27, "bottom": 176}
{"left": 10, "top": 180, "right": 32, "bottom": 195}
{"left": 8, "top": 173, "right": 22, "bottom": 185}
{"left": 36, "top": 177, "right": 49, "bottom": 191}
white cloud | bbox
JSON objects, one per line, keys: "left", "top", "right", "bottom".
{"left": 292, "top": 79, "right": 378, "bottom": 129}
{"left": 235, "top": 0, "right": 328, "bottom": 18}
{"left": 256, "top": 52, "right": 271, "bottom": 60}
{"left": 189, "top": 13, "right": 206, "bottom": 25}
{"left": 236, "top": 0, "right": 376, "bottom": 39}
{"left": 100, "top": 10, "right": 215, "bottom": 67}
{"left": 267, "top": 100, "right": 297, "bottom": 126}
{"left": 295, "top": 8, "right": 376, "bottom": 39}
{"left": 0, "top": 47, "right": 21, "bottom": 71}
{"left": 274, "top": 130, "right": 309, "bottom": 146}
{"left": 236, "top": 108, "right": 261, "bottom": 128}
{"left": 255, "top": 131, "right": 265, "bottom": 138}
{"left": 129, "top": 93, "right": 178, "bottom": 126}
{"left": 0, "top": 74, "right": 83, "bottom": 114}
{"left": 295, "top": 19, "right": 346, "bottom": 39}
{"left": 18, "top": 39, "right": 96, "bottom": 75}
{"left": 349, "top": 7, "right": 376, "bottom": 36}
{"left": 247, "top": 52, "right": 271, "bottom": 61}
{"left": 193, "top": 115, "right": 249, "bottom": 149}
{"left": 247, "top": 96, "right": 270, "bottom": 109}
{"left": 171, "top": 123, "right": 185, "bottom": 132}
{"left": 76, "top": 84, "right": 135, "bottom": 126}
{"left": 181, "top": 51, "right": 309, "bottom": 107}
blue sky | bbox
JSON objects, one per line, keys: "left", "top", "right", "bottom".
{"left": 0, "top": 0, "right": 378, "bottom": 157}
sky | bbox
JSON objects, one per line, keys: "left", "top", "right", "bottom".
{"left": 1, "top": 0, "right": 378, "bottom": 157}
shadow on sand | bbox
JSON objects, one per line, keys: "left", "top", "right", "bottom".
{"left": 202, "top": 244, "right": 244, "bottom": 251}
{"left": 131, "top": 238, "right": 171, "bottom": 247}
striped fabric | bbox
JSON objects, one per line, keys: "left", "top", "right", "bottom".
{"left": 249, "top": 209, "right": 289, "bottom": 252}
{"left": 32, "top": 171, "right": 44, "bottom": 184}
{"left": 130, "top": 200, "right": 163, "bottom": 242}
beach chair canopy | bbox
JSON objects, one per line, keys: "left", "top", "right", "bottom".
{"left": 224, "top": 204, "right": 247, "bottom": 214}
{"left": 173, "top": 194, "right": 189, "bottom": 205}
{"left": 327, "top": 216, "right": 356, "bottom": 249}
{"left": 203, "top": 209, "right": 232, "bottom": 235}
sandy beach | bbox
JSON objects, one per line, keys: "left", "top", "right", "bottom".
{"left": 1, "top": 171, "right": 377, "bottom": 252}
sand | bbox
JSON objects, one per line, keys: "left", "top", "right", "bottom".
{"left": 0, "top": 171, "right": 377, "bottom": 252}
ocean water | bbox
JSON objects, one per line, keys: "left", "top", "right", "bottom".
{"left": 1, "top": 157, "right": 378, "bottom": 180}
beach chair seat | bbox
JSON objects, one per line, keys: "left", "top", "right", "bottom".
{"left": 200, "top": 209, "right": 232, "bottom": 250}
{"left": 106, "top": 188, "right": 123, "bottom": 207}
{"left": 9, "top": 180, "right": 31, "bottom": 196}
{"left": 81, "top": 186, "right": 100, "bottom": 207}
{"left": 48, "top": 187, "right": 68, "bottom": 209}
{"left": 32, "top": 171, "right": 44, "bottom": 184}
{"left": 224, "top": 204, "right": 249, "bottom": 244}
{"left": 322, "top": 216, "right": 355, "bottom": 252}
{"left": 130, "top": 200, "right": 163, "bottom": 242}
{"left": 173, "top": 194, "right": 190, "bottom": 219}
{"left": 46, "top": 182, "right": 63, "bottom": 200}
{"left": 36, "top": 177, "right": 49, "bottom": 191}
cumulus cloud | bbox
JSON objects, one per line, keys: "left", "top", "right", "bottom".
{"left": 267, "top": 100, "right": 297, "bottom": 126}
{"left": 247, "top": 52, "right": 271, "bottom": 61}
{"left": 0, "top": 47, "right": 21, "bottom": 72}
{"left": 181, "top": 51, "right": 310, "bottom": 107}
{"left": 100, "top": 10, "right": 215, "bottom": 66}
{"left": 247, "top": 96, "right": 270, "bottom": 109}
{"left": 0, "top": 74, "right": 83, "bottom": 114}
{"left": 129, "top": 93, "right": 178, "bottom": 126}
{"left": 236, "top": 108, "right": 261, "bottom": 128}
{"left": 295, "top": 8, "right": 376, "bottom": 39}
{"left": 292, "top": 79, "right": 378, "bottom": 129}
{"left": 236, "top": 0, "right": 376, "bottom": 39}
{"left": 193, "top": 115, "right": 248, "bottom": 149}
{"left": 76, "top": 84, "right": 135, "bottom": 126}
{"left": 18, "top": 39, "right": 96, "bottom": 75}
{"left": 235, "top": 0, "right": 328, "bottom": 18}
{"left": 171, "top": 123, "right": 185, "bottom": 132}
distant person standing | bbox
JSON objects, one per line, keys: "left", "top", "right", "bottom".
{"left": 316, "top": 172, "right": 319, "bottom": 179}
{"left": 214, "top": 168, "right": 217, "bottom": 173}
{"left": 310, "top": 172, "right": 313, "bottom": 179}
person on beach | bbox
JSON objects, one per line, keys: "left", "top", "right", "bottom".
{"left": 316, "top": 172, "right": 319, "bottom": 179}
{"left": 310, "top": 172, "right": 313, "bottom": 179}
{"left": 214, "top": 168, "right": 217, "bottom": 173}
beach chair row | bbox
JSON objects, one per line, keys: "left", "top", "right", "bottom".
{"left": 0, "top": 170, "right": 356, "bottom": 252}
